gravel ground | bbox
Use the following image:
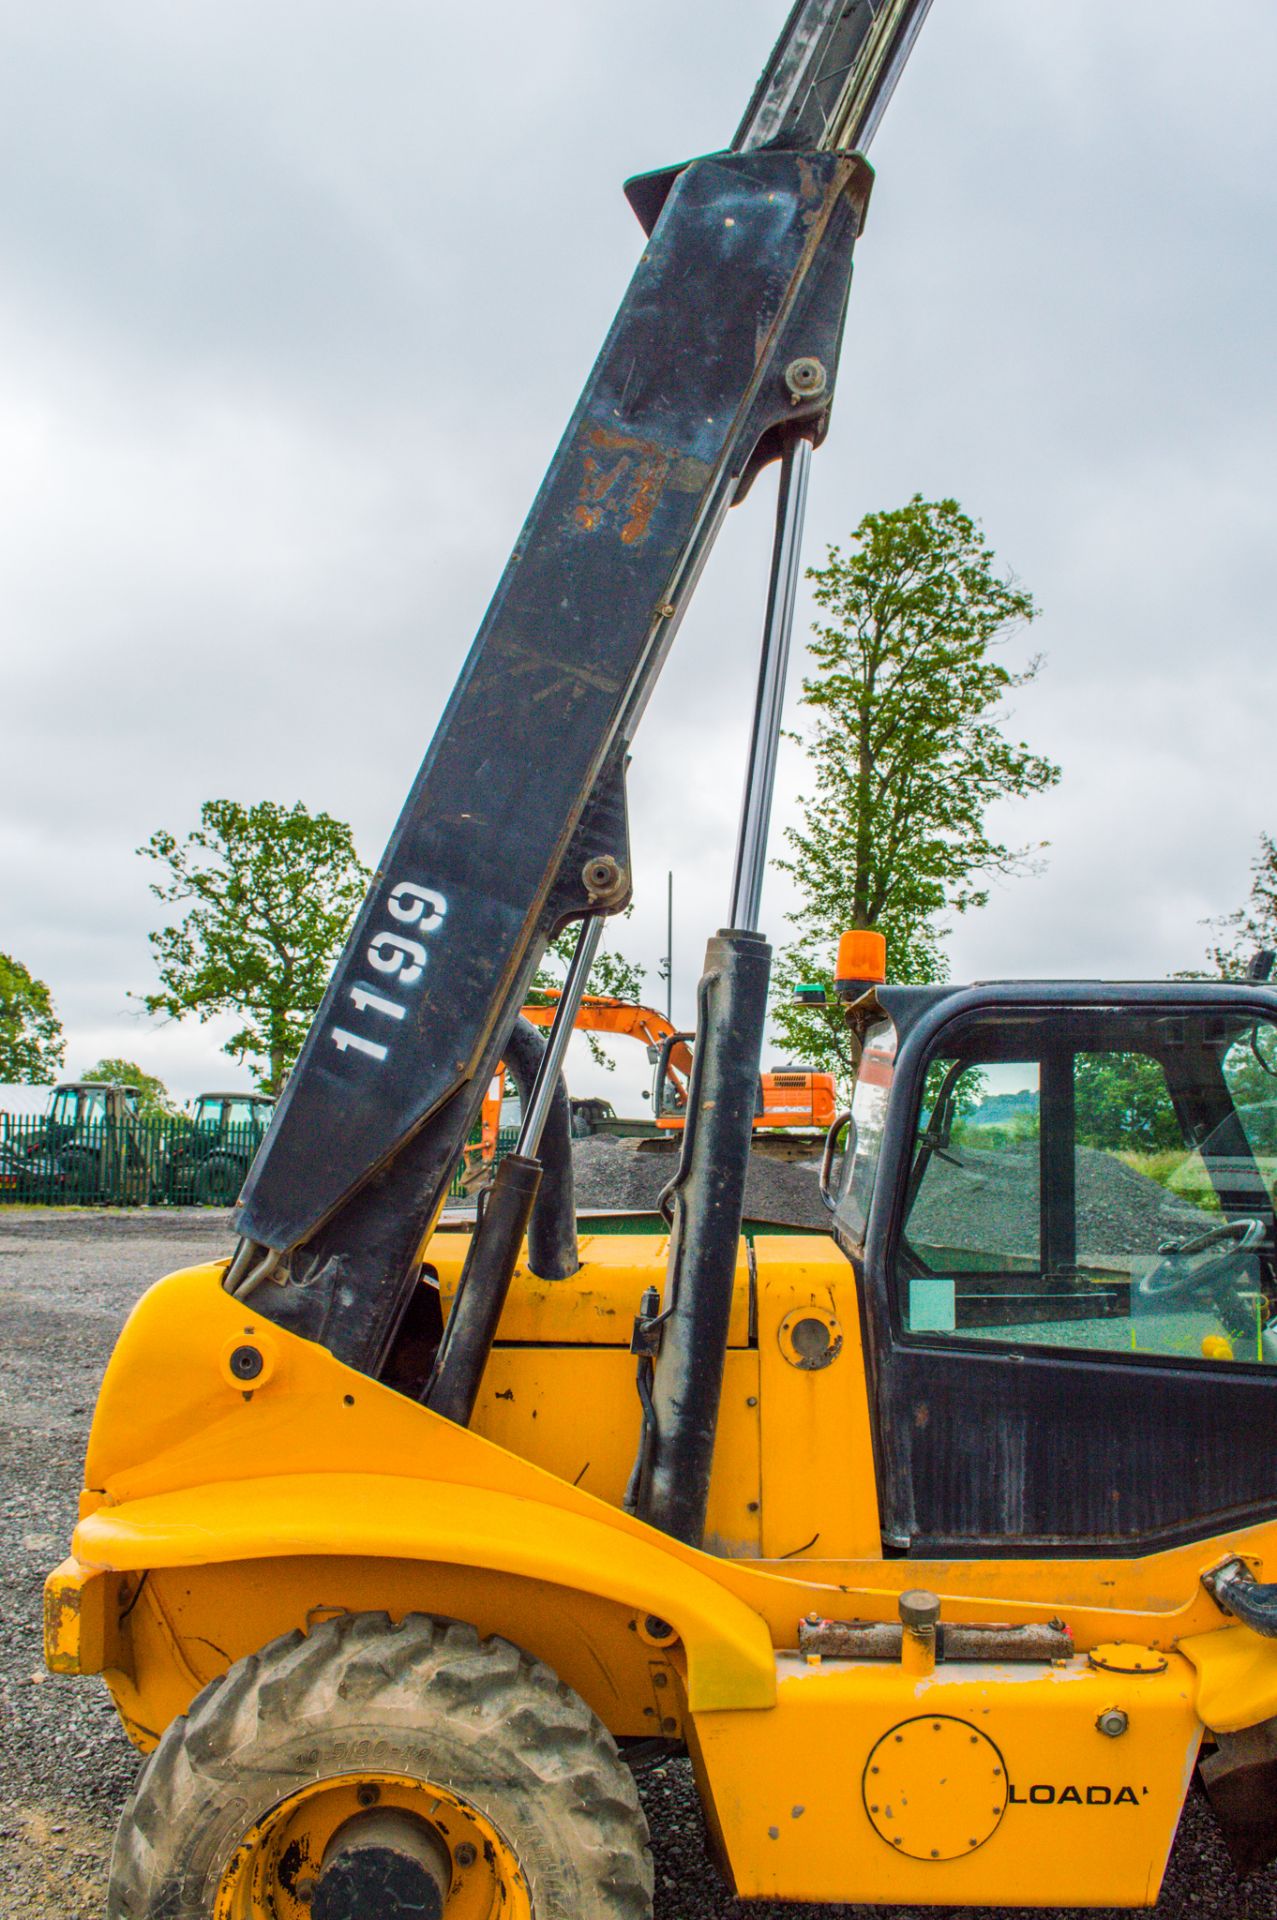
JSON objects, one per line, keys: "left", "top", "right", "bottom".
{"left": 1, "top": 1208, "right": 1273, "bottom": 1918}
{"left": 0, "top": 1210, "right": 230, "bottom": 1918}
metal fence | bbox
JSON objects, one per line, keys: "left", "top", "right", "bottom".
{"left": 0, "top": 1112, "right": 521, "bottom": 1209}
{"left": 0, "top": 1113, "right": 267, "bottom": 1207}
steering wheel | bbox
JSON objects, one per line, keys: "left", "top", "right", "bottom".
{"left": 1137, "top": 1217, "right": 1266, "bottom": 1301}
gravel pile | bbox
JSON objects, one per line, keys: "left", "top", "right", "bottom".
{"left": 572, "top": 1135, "right": 830, "bottom": 1230}
{"left": 1, "top": 1208, "right": 1270, "bottom": 1918}
{"left": 910, "top": 1145, "right": 1211, "bottom": 1263}
{"left": 572, "top": 1135, "right": 1211, "bottom": 1258}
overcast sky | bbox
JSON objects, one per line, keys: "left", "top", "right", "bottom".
{"left": 3, "top": 0, "right": 1275, "bottom": 1112}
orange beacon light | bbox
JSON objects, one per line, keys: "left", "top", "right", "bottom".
{"left": 834, "top": 928, "right": 887, "bottom": 998}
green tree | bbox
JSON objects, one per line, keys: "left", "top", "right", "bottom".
{"left": 80, "top": 1057, "right": 178, "bottom": 1119}
{"left": 773, "top": 496, "right": 1060, "bottom": 1080}
{"left": 1073, "top": 1052, "right": 1182, "bottom": 1154}
{"left": 138, "top": 799, "right": 370, "bottom": 1093}
{"left": 1209, "top": 833, "right": 1277, "bottom": 979}
{"left": 0, "top": 953, "right": 65, "bottom": 1082}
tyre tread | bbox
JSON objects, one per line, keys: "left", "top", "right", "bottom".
{"left": 109, "top": 1610, "right": 652, "bottom": 1919}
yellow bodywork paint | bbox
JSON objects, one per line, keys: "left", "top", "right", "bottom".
{"left": 43, "top": 1229, "right": 1277, "bottom": 1905}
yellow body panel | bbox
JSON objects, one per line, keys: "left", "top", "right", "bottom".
{"left": 1179, "top": 1621, "right": 1277, "bottom": 1731}
{"left": 44, "top": 1555, "right": 113, "bottom": 1675}
{"left": 472, "top": 1347, "right": 765, "bottom": 1555}
{"left": 440, "top": 1232, "right": 881, "bottom": 1559}
{"left": 44, "top": 1228, "right": 1277, "bottom": 1904}
{"left": 690, "top": 1652, "right": 1202, "bottom": 1906}
{"left": 93, "top": 1552, "right": 691, "bottom": 1754}
{"left": 73, "top": 1472, "right": 774, "bottom": 1714}
{"left": 430, "top": 1226, "right": 754, "bottom": 1346}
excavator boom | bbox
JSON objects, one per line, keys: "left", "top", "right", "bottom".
{"left": 473, "top": 994, "right": 835, "bottom": 1155}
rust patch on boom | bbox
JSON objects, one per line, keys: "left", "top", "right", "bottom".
{"left": 573, "top": 425, "right": 673, "bottom": 544}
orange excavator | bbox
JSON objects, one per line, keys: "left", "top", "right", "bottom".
{"left": 471, "top": 991, "right": 836, "bottom": 1166}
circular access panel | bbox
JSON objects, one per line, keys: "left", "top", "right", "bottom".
{"left": 863, "top": 1716, "right": 1007, "bottom": 1862}
{"left": 777, "top": 1304, "right": 843, "bottom": 1371}
{"left": 1087, "top": 1641, "right": 1167, "bottom": 1674}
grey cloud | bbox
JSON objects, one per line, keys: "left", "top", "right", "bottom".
{"left": 1, "top": 0, "right": 1274, "bottom": 1098}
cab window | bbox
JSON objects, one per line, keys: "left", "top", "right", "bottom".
{"left": 896, "top": 1008, "right": 1277, "bottom": 1365}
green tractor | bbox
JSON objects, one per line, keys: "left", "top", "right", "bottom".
{"left": 34, "top": 1081, "right": 160, "bottom": 1204}
{"left": 166, "top": 1092, "right": 276, "bottom": 1206}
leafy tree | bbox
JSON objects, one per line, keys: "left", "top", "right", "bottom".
{"left": 1074, "top": 1052, "right": 1182, "bottom": 1154}
{"left": 0, "top": 953, "right": 65, "bottom": 1082}
{"left": 772, "top": 496, "right": 1060, "bottom": 1080}
{"left": 138, "top": 799, "right": 370, "bottom": 1093}
{"left": 1209, "top": 833, "right": 1277, "bottom": 979}
{"left": 80, "top": 1057, "right": 178, "bottom": 1119}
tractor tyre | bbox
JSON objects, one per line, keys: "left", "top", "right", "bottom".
{"left": 194, "top": 1154, "right": 242, "bottom": 1206}
{"left": 59, "top": 1144, "right": 102, "bottom": 1203}
{"left": 108, "top": 1610, "right": 654, "bottom": 1919}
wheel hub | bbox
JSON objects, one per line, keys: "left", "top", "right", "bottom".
{"left": 311, "top": 1809, "right": 451, "bottom": 1920}
{"left": 214, "top": 1768, "right": 531, "bottom": 1919}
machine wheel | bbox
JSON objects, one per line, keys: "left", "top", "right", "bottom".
{"left": 195, "top": 1153, "right": 242, "bottom": 1206}
{"left": 58, "top": 1143, "right": 102, "bottom": 1201}
{"left": 108, "top": 1611, "right": 654, "bottom": 1920}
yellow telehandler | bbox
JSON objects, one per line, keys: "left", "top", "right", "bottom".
{"left": 44, "top": 3, "right": 1277, "bottom": 1914}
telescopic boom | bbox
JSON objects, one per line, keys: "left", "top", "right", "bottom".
{"left": 231, "top": 0, "right": 932, "bottom": 1389}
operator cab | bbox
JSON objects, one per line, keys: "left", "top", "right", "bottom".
{"left": 191, "top": 1093, "right": 275, "bottom": 1140}
{"left": 835, "top": 981, "right": 1277, "bottom": 1556}
{"left": 46, "top": 1081, "right": 140, "bottom": 1141}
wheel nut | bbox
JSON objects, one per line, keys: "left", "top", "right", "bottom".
{"left": 455, "top": 1842, "right": 477, "bottom": 1868}
{"left": 356, "top": 1782, "right": 380, "bottom": 1807}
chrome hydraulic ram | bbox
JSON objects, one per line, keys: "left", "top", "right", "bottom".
{"left": 729, "top": 433, "right": 813, "bottom": 932}
{"left": 633, "top": 427, "right": 813, "bottom": 1546}
{"left": 423, "top": 918, "right": 602, "bottom": 1421}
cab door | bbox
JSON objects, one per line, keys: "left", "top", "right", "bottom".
{"left": 847, "top": 989, "right": 1277, "bottom": 1554}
